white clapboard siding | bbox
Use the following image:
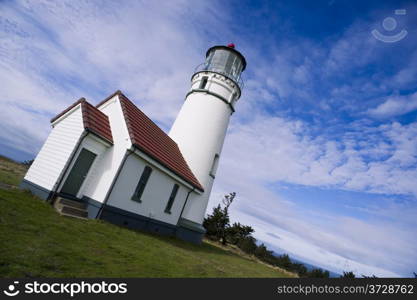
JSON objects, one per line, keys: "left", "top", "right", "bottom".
{"left": 81, "top": 95, "right": 132, "bottom": 203}
{"left": 107, "top": 153, "right": 190, "bottom": 225}
{"left": 24, "top": 105, "right": 84, "bottom": 191}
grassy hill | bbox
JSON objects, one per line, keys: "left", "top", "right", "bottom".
{"left": 0, "top": 155, "right": 294, "bottom": 278}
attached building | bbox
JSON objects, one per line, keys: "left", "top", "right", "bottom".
{"left": 21, "top": 44, "right": 246, "bottom": 244}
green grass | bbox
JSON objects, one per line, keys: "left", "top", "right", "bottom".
{"left": 0, "top": 157, "right": 290, "bottom": 278}
{"left": 0, "top": 155, "right": 27, "bottom": 186}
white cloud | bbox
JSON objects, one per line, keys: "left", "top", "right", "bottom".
{"left": 216, "top": 114, "right": 417, "bottom": 197}
{"left": 245, "top": 213, "right": 406, "bottom": 277}
{"left": 210, "top": 113, "right": 417, "bottom": 276}
{"left": 367, "top": 92, "right": 417, "bottom": 119}
{"left": 209, "top": 172, "right": 413, "bottom": 276}
{"left": 0, "top": 0, "right": 227, "bottom": 153}
{"left": 324, "top": 21, "right": 380, "bottom": 74}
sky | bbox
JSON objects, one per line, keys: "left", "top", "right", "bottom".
{"left": 1, "top": 0, "right": 416, "bottom": 277}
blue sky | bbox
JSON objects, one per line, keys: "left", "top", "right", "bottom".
{"left": 1, "top": 0, "right": 416, "bottom": 277}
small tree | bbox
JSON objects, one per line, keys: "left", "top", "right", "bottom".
{"left": 308, "top": 268, "right": 330, "bottom": 278}
{"left": 254, "top": 243, "right": 273, "bottom": 260}
{"left": 225, "top": 222, "right": 254, "bottom": 245}
{"left": 340, "top": 271, "right": 356, "bottom": 278}
{"left": 362, "top": 274, "right": 378, "bottom": 278}
{"left": 292, "top": 263, "right": 308, "bottom": 277}
{"left": 203, "top": 204, "right": 228, "bottom": 240}
{"left": 274, "top": 254, "right": 293, "bottom": 269}
{"left": 219, "top": 192, "right": 235, "bottom": 244}
{"left": 203, "top": 192, "right": 236, "bottom": 244}
{"left": 237, "top": 236, "right": 258, "bottom": 254}
{"left": 21, "top": 159, "right": 34, "bottom": 166}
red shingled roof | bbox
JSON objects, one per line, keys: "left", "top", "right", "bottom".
{"left": 51, "top": 98, "right": 113, "bottom": 144}
{"left": 82, "top": 101, "right": 113, "bottom": 144}
{"left": 116, "top": 92, "right": 204, "bottom": 192}
{"left": 51, "top": 91, "right": 202, "bottom": 191}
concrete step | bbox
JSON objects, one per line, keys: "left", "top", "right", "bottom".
{"left": 55, "top": 197, "right": 87, "bottom": 210}
{"left": 54, "top": 197, "right": 88, "bottom": 220}
{"left": 59, "top": 205, "right": 88, "bottom": 219}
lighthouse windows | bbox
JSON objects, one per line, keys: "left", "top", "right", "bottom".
{"left": 131, "top": 166, "right": 152, "bottom": 202}
{"left": 209, "top": 154, "right": 220, "bottom": 178}
{"left": 199, "top": 76, "right": 208, "bottom": 89}
{"left": 205, "top": 49, "right": 243, "bottom": 82}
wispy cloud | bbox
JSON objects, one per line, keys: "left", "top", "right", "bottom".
{"left": 212, "top": 112, "right": 417, "bottom": 276}
{"left": 219, "top": 114, "right": 417, "bottom": 197}
{"left": 367, "top": 92, "right": 417, "bottom": 118}
{"left": 0, "top": 0, "right": 227, "bottom": 153}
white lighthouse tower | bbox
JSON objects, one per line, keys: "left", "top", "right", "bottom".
{"left": 170, "top": 44, "right": 246, "bottom": 226}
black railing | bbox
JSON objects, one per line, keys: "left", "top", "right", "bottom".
{"left": 194, "top": 63, "right": 244, "bottom": 90}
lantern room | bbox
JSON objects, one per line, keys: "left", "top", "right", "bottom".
{"left": 201, "top": 44, "right": 246, "bottom": 86}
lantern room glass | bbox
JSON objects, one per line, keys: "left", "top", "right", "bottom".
{"left": 204, "top": 49, "right": 244, "bottom": 83}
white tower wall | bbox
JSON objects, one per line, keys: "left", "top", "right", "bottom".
{"left": 169, "top": 71, "right": 241, "bottom": 224}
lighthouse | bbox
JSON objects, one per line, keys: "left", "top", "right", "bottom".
{"left": 21, "top": 44, "right": 246, "bottom": 244}
{"left": 169, "top": 44, "right": 247, "bottom": 225}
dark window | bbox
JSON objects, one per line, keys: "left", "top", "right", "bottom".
{"left": 164, "top": 184, "right": 179, "bottom": 214}
{"left": 199, "top": 76, "right": 208, "bottom": 89}
{"left": 209, "top": 154, "right": 220, "bottom": 178}
{"left": 131, "top": 166, "right": 152, "bottom": 202}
